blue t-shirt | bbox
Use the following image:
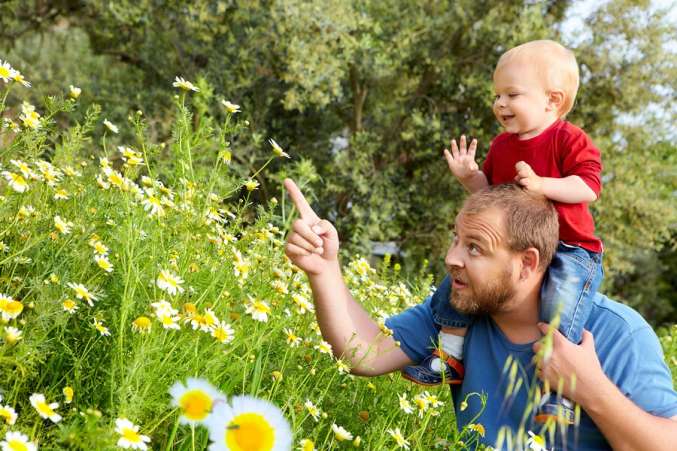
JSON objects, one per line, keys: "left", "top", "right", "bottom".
{"left": 386, "top": 291, "right": 677, "bottom": 450}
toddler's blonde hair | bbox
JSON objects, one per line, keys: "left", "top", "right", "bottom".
{"left": 495, "top": 40, "right": 580, "bottom": 117}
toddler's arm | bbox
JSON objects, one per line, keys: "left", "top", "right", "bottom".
{"left": 515, "top": 161, "right": 597, "bottom": 203}
{"left": 444, "top": 135, "right": 489, "bottom": 193}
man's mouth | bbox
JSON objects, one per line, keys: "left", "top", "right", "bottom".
{"left": 451, "top": 277, "right": 468, "bottom": 289}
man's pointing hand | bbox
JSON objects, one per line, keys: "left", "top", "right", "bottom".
{"left": 284, "top": 179, "right": 339, "bottom": 275}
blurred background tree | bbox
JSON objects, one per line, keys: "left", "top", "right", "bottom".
{"left": 1, "top": 0, "right": 675, "bottom": 324}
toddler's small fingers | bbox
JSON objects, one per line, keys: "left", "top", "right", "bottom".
{"left": 450, "top": 139, "right": 460, "bottom": 159}
{"left": 468, "top": 139, "right": 477, "bottom": 156}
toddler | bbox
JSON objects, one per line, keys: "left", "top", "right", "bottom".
{"left": 402, "top": 40, "right": 604, "bottom": 425}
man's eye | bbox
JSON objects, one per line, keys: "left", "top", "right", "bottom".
{"left": 468, "top": 244, "right": 481, "bottom": 255}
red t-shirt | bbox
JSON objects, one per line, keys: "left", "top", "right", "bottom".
{"left": 482, "top": 120, "right": 603, "bottom": 253}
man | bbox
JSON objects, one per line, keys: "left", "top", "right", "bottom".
{"left": 283, "top": 179, "right": 677, "bottom": 450}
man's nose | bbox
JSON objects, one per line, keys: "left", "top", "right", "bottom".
{"left": 445, "top": 244, "right": 464, "bottom": 270}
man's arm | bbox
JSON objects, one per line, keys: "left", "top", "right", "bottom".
{"left": 283, "top": 179, "right": 413, "bottom": 376}
{"left": 534, "top": 325, "right": 677, "bottom": 451}
{"left": 579, "top": 371, "right": 677, "bottom": 451}
{"left": 307, "top": 261, "right": 413, "bottom": 375}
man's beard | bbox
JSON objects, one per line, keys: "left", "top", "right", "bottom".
{"left": 449, "top": 267, "right": 516, "bottom": 316}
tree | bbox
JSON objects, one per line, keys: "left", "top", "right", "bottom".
{"left": 1, "top": 0, "right": 675, "bottom": 322}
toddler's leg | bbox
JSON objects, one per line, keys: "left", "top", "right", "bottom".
{"left": 536, "top": 243, "right": 604, "bottom": 424}
{"left": 439, "top": 326, "right": 466, "bottom": 362}
{"left": 401, "top": 276, "right": 469, "bottom": 386}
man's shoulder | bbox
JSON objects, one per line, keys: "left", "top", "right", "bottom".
{"left": 587, "top": 292, "right": 654, "bottom": 345}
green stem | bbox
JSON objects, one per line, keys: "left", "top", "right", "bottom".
{"left": 164, "top": 414, "right": 180, "bottom": 451}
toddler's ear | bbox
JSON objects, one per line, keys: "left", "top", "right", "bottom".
{"left": 547, "top": 90, "right": 565, "bottom": 113}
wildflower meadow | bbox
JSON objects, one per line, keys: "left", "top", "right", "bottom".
{"left": 0, "top": 59, "right": 675, "bottom": 451}
{"left": 0, "top": 60, "right": 495, "bottom": 451}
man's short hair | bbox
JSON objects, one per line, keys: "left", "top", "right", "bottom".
{"left": 461, "top": 183, "right": 559, "bottom": 271}
{"left": 495, "top": 39, "right": 580, "bottom": 118}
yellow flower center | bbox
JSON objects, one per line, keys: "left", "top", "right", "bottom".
{"left": 7, "top": 439, "right": 28, "bottom": 451}
{"left": 253, "top": 302, "right": 270, "bottom": 314}
{"left": 160, "top": 273, "right": 178, "bottom": 288}
{"left": 75, "top": 287, "right": 91, "bottom": 301}
{"left": 122, "top": 427, "right": 142, "bottom": 443}
{"left": 179, "top": 390, "right": 213, "bottom": 421}
{"left": 213, "top": 327, "right": 229, "bottom": 342}
{"left": 226, "top": 413, "right": 274, "bottom": 451}
{"left": 108, "top": 172, "right": 124, "bottom": 187}
{"left": 3, "top": 300, "right": 23, "bottom": 316}
{"left": 10, "top": 174, "right": 27, "bottom": 187}
{"left": 0, "top": 67, "right": 10, "bottom": 79}
{"left": 161, "top": 315, "right": 176, "bottom": 326}
{"left": 36, "top": 400, "right": 55, "bottom": 417}
{"left": 0, "top": 407, "right": 13, "bottom": 421}
{"left": 133, "top": 316, "right": 151, "bottom": 329}
{"left": 97, "top": 258, "right": 112, "bottom": 271}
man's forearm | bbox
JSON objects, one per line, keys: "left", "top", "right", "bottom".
{"left": 307, "top": 262, "right": 408, "bottom": 375}
{"left": 459, "top": 171, "right": 489, "bottom": 193}
{"left": 541, "top": 175, "right": 597, "bottom": 203}
{"left": 580, "top": 373, "right": 677, "bottom": 451}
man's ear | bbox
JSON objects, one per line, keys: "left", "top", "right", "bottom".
{"left": 546, "top": 89, "right": 565, "bottom": 114}
{"left": 519, "top": 248, "right": 540, "bottom": 280}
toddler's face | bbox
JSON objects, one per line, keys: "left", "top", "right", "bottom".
{"left": 492, "top": 61, "right": 557, "bottom": 139}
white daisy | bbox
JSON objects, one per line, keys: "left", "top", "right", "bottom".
{"left": 0, "top": 60, "right": 17, "bottom": 83}
{"left": 0, "top": 431, "right": 37, "bottom": 451}
{"left": 526, "top": 431, "right": 549, "bottom": 451}
{"left": 172, "top": 76, "right": 199, "bottom": 92}
{"left": 115, "top": 418, "right": 151, "bottom": 450}
{"left": 245, "top": 297, "right": 271, "bottom": 322}
{"left": 2, "top": 171, "right": 29, "bottom": 193}
{"left": 156, "top": 270, "right": 184, "bottom": 296}
{"left": 169, "top": 378, "right": 225, "bottom": 425}
{"left": 269, "top": 139, "right": 290, "bottom": 158}
{"left": 29, "top": 393, "right": 62, "bottom": 423}
{"left": 304, "top": 400, "right": 320, "bottom": 422}
{"left": 331, "top": 423, "right": 353, "bottom": 441}
{"left": 205, "top": 395, "right": 292, "bottom": 451}
{"left": 221, "top": 100, "right": 241, "bottom": 114}
{"left": 0, "top": 404, "right": 18, "bottom": 425}
{"left": 211, "top": 320, "right": 235, "bottom": 344}
{"left": 67, "top": 282, "right": 98, "bottom": 306}
{"left": 103, "top": 119, "right": 119, "bottom": 134}
{"left": 387, "top": 428, "right": 410, "bottom": 449}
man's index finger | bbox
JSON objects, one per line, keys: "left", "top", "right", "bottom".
{"left": 284, "top": 178, "right": 319, "bottom": 222}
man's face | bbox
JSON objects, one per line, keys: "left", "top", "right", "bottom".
{"left": 444, "top": 208, "right": 519, "bottom": 315}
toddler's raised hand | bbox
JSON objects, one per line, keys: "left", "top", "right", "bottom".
{"left": 444, "top": 135, "right": 479, "bottom": 181}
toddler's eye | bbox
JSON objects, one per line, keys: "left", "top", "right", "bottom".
{"left": 508, "top": 93, "right": 519, "bottom": 98}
